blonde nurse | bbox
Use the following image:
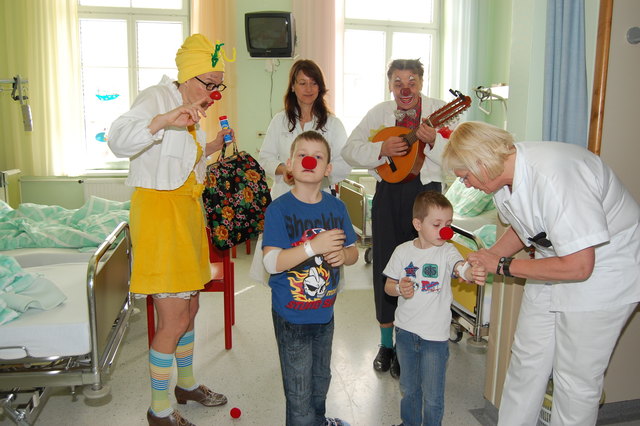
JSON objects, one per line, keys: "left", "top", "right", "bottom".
{"left": 109, "top": 34, "right": 235, "bottom": 426}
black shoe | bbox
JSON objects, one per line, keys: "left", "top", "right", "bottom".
{"left": 373, "top": 346, "right": 394, "bottom": 372}
{"left": 390, "top": 351, "right": 400, "bottom": 379}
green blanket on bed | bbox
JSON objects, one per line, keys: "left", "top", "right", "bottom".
{"left": 0, "top": 254, "right": 67, "bottom": 325}
{"left": 0, "top": 197, "right": 130, "bottom": 250}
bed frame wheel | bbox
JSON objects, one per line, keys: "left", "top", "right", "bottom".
{"left": 449, "top": 323, "right": 463, "bottom": 343}
{"left": 466, "top": 336, "right": 488, "bottom": 353}
{"left": 82, "top": 384, "right": 111, "bottom": 400}
{"left": 364, "top": 247, "right": 373, "bottom": 264}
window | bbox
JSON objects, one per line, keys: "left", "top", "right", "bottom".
{"left": 340, "top": 0, "right": 440, "bottom": 134}
{"left": 78, "top": 0, "right": 188, "bottom": 170}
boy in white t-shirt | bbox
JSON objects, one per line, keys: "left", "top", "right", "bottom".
{"left": 383, "top": 191, "right": 486, "bottom": 426}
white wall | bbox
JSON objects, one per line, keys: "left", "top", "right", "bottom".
{"left": 234, "top": 0, "right": 293, "bottom": 160}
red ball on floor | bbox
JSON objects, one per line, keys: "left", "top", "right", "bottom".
{"left": 230, "top": 407, "right": 241, "bottom": 418}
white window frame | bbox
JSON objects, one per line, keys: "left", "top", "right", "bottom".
{"left": 77, "top": 1, "right": 189, "bottom": 170}
{"left": 342, "top": 0, "right": 441, "bottom": 101}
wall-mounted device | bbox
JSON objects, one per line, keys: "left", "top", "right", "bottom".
{"left": 245, "top": 11, "right": 296, "bottom": 58}
{"left": 474, "top": 85, "right": 509, "bottom": 129}
{"left": 1, "top": 75, "right": 32, "bottom": 131}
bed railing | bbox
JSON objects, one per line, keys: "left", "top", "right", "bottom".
{"left": 449, "top": 224, "right": 489, "bottom": 351}
{"left": 0, "top": 221, "right": 132, "bottom": 425}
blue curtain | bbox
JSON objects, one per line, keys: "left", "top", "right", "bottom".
{"left": 543, "top": 0, "right": 588, "bottom": 147}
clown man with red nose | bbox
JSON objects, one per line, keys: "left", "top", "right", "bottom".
{"left": 341, "top": 59, "right": 458, "bottom": 380}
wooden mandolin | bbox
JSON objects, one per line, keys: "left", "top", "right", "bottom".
{"left": 374, "top": 89, "right": 471, "bottom": 184}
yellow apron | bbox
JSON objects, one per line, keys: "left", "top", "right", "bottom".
{"left": 129, "top": 128, "right": 211, "bottom": 295}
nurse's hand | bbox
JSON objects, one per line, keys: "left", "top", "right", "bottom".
{"left": 467, "top": 249, "right": 500, "bottom": 276}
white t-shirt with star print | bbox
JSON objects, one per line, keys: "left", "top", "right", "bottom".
{"left": 383, "top": 240, "right": 462, "bottom": 341}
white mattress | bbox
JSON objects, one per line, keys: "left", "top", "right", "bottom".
{"left": 0, "top": 248, "right": 94, "bottom": 268}
{"left": 0, "top": 263, "right": 91, "bottom": 360}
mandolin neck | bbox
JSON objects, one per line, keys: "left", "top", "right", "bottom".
{"left": 402, "top": 128, "right": 421, "bottom": 147}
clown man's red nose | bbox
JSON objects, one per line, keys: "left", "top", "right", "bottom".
{"left": 440, "top": 226, "right": 454, "bottom": 240}
{"left": 302, "top": 156, "right": 317, "bottom": 169}
{"left": 401, "top": 88, "right": 411, "bottom": 97}
{"left": 210, "top": 90, "right": 222, "bottom": 101}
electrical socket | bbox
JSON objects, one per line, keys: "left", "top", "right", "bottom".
{"left": 264, "top": 58, "right": 279, "bottom": 73}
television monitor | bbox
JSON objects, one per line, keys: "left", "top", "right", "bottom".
{"left": 245, "top": 11, "right": 296, "bottom": 58}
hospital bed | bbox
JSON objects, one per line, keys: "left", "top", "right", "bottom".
{"left": 443, "top": 179, "right": 499, "bottom": 350}
{"left": 339, "top": 179, "right": 373, "bottom": 263}
{"left": 0, "top": 221, "right": 132, "bottom": 425}
{"left": 449, "top": 224, "right": 492, "bottom": 350}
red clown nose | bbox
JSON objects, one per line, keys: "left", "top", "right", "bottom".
{"left": 400, "top": 88, "right": 411, "bottom": 97}
{"left": 210, "top": 90, "right": 222, "bottom": 101}
{"left": 439, "top": 226, "right": 454, "bottom": 240}
{"left": 301, "top": 156, "right": 317, "bottom": 169}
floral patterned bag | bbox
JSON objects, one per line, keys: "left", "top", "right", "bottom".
{"left": 202, "top": 142, "right": 271, "bottom": 250}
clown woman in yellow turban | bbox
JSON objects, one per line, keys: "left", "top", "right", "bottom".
{"left": 108, "top": 34, "right": 235, "bottom": 426}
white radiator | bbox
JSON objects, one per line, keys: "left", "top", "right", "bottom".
{"left": 82, "top": 178, "right": 133, "bottom": 202}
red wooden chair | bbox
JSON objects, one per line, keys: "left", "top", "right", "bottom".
{"left": 146, "top": 229, "right": 236, "bottom": 349}
{"left": 231, "top": 239, "right": 252, "bottom": 258}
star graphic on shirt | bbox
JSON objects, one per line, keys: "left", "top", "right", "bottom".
{"left": 404, "top": 262, "right": 419, "bottom": 278}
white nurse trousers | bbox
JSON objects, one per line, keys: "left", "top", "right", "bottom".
{"left": 497, "top": 284, "right": 637, "bottom": 426}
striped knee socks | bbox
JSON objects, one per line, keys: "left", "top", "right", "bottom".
{"left": 175, "top": 330, "right": 197, "bottom": 390}
{"left": 149, "top": 348, "right": 173, "bottom": 417}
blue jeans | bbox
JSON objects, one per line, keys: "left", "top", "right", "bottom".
{"left": 272, "top": 309, "right": 334, "bottom": 426}
{"left": 395, "top": 327, "right": 449, "bottom": 426}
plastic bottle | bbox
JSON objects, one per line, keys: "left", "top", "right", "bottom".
{"left": 219, "top": 115, "right": 233, "bottom": 143}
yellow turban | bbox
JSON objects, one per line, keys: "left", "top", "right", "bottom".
{"left": 175, "top": 34, "right": 235, "bottom": 83}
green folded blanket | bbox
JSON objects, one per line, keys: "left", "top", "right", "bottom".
{"left": 0, "top": 254, "right": 67, "bottom": 325}
{"left": 0, "top": 196, "right": 129, "bottom": 250}
{"left": 445, "top": 179, "right": 495, "bottom": 217}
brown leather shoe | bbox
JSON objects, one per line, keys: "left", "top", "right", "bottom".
{"left": 146, "top": 409, "right": 194, "bottom": 426}
{"left": 175, "top": 384, "right": 227, "bottom": 407}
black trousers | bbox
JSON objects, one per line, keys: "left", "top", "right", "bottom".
{"left": 371, "top": 179, "right": 442, "bottom": 324}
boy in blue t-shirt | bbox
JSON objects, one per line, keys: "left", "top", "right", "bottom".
{"left": 262, "top": 130, "right": 358, "bottom": 426}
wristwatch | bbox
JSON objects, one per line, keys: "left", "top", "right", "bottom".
{"left": 499, "top": 256, "right": 514, "bottom": 277}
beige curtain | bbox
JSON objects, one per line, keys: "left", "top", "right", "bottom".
{"left": 0, "top": 0, "right": 83, "bottom": 176}
{"left": 292, "top": 0, "right": 343, "bottom": 111}
{"left": 191, "top": 0, "right": 238, "bottom": 149}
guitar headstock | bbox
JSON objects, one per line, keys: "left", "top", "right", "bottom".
{"left": 426, "top": 89, "right": 472, "bottom": 128}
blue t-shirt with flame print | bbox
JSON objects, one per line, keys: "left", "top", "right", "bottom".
{"left": 263, "top": 191, "right": 357, "bottom": 324}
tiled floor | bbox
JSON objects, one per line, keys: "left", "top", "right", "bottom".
{"left": 2, "top": 246, "right": 638, "bottom": 425}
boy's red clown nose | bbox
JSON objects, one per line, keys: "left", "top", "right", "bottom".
{"left": 439, "top": 226, "right": 453, "bottom": 240}
{"left": 302, "top": 156, "right": 317, "bottom": 169}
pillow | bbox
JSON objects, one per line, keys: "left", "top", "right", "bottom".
{"left": 445, "top": 179, "right": 495, "bottom": 217}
